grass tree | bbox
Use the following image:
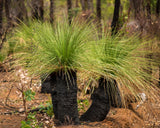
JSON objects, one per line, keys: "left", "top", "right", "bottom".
{"left": 9, "top": 19, "right": 160, "bottom": 124}
{"left": 11, "top": 19, "right": 94, "bottom": 125}
{"left": 80, "top": 29, "right": 160, "bottom": 122}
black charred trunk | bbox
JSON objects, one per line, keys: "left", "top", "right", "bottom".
{"left": 67, "top": 0, "right": 72, "bottom": 25}
{"left": 41, "top": 70, "right": 79, "bottom": 125}
{"left": 111, "top": 0, "right": 120, "bottom": 36}
{"left": 156, "top": 0, "right": 160, "bottom": 17}
{"left": 96, "top": 0, "right": 101, "bottom": 21}
{"left": 80, "top": 77, "right": 110, "bottom": 122}
{"left": 96, "top": 0, "right": 102, "bottom": 38}
{"left": 50, "top": 0, "right": 55, "bottom": 24}
{"left": 39, "top": 0, "right": 44, "bottom": 21}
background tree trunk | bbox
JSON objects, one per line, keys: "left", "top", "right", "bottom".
{"left": 146, "top": 0, "right": 151, "bottom": 20}
{"left": 39, "top": 0, "right": 44, "bottom": 21}
{"left": 5, "top": 0, "right": 11, "bottom": 27}
{"left": 31, "top": 0, "right": 44, "bottom": 21}
{"left": 67, "top": 0, "right": 72, "bottom": 25}
{"left": 16, "top": 0, "right": 24, "bottom": 22}
{"left": 156, "top": 0, "right": 160, "bottom": 17}
{"left": 50, "top": 0, "right": 54, "bottom": 24}
{"left": 96, "top": 0, "right": 102, "bottom": 37}
{"left": 80, "top": 77, "right": 110, "bottom": 122}
{"left": 96, "top": 0, "right": 101, "bottom": 22}
{"left": 80, "top": 0, "right": 85, "bottom": 11}
{"left": 87, "top": 0, "right": 92, "bottom": 11}
{"left": 75, "top": 0, "right": 79, "bottom": 8}
{"left": 0, "top": 0, "right": 3, "bottom": 37}
{"left": 111, "top": 0, "right": 120, "bottom": 35}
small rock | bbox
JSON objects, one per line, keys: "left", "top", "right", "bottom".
{"left": 45, "top": 121, "right": 50, "bottom": 124}
{"left": 19, "top": 108, "right": 24, "bottom": 112}
{"left": 20, "top": 114, "right": 26, "bottom": 117}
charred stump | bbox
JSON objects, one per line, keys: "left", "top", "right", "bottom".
{"left": 41, "top": 70, "right": 79, "bottom": 125}
{"left": 80, "top": 77, "right": 110, "bottom": 122}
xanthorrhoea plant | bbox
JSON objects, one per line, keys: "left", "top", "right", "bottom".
{"left": 11, "top": 19, "right": 94, "bottom": 124}
{"left": 80, "top": 29, "right": 160, "bottom": 121}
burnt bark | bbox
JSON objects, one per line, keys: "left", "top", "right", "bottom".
{"left": 0, "top": 0, "right": 3, "bottom": 36}
{"left": 67, "top": 0, "right": 72, "bottom": 25}
{"left": 41, "top": 70, "right": 79, "bottom": 125}
{"left": 50, "top": 0, "right": 54, "bottom": 24}
{"left": 96, "top": 0, "right": 101, "bottom": 22}
{"left": 96, "top": 0, "right": 102, "bottom": 38}
{"left": 156, "top": 0, "right": 160, "bottom": 17}
{"left": 111, "top": 0, "right": 120, "bottom": 36}
{"left": 80, "top": 77, "right": 110, "bottom": 122}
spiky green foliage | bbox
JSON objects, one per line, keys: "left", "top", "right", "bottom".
{"left": 11, "top": 20, "right": 94, "bottom": 76}
{"left": 86, "top": 30, "right": 160, "bottom": 101}
{"left": 9, "top": 18, "right": 159, "bottom": 102}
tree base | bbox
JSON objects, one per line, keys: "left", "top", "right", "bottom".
{"left": 80, "top": 77, "right": 110, "bottom": 122}
{"left": 42, "top": 70, "right": 79, "bottom": 125}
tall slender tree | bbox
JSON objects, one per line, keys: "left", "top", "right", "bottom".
{"left": 75, "top": 0, "right": 79, "bottom": 8}
{"left": 87, "top": 0, "right": 93, "bottom": 11}
{"left": 67, "top": 0, "right": 72, "bottom": 25}
{"left": 5, "top": 0, "right": 11, "bottom": 27}
{"left": 16, "top": 0, "right": 28, "bottom": 22}
{"left": 132, "top": 0, "right": 143, "bottom": 20}
{"left": 50, "top": 0, "right": 55, "bottom": 24}
{"left": 111, "top": 0, "right": 120, "bottom": 35}
{"left": 0, "top": 0, "right": 3, "bottom": 36}
{"left": 96, "top": 0, "right": 102, "bottom": 37}
{"left": 80, "top": 0, "right": 93, "bottom": 12}
{"left": 96, "top": 0, "right": 101, "bottom": 21}
{"left": 80, "top": 0, "right": 86, "bottom": 11}
{"left": 156, "top": 0, "right": 160, "bottom": 17}
{"left": 146, "top": 0, "right": 151, "bottom": 20}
